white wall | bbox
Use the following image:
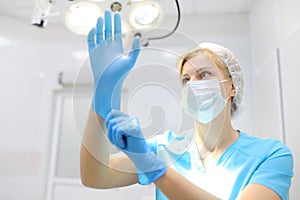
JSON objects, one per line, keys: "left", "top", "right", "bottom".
{"left": 0, "top": 14, "right": 87, "bottom": 200}
{"left": 250, "top": 0, "right": 300, "bottom": 199}
{"left": 0, "top": 12, "right": 252, "bottom": 200}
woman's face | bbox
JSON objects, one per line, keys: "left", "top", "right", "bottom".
{"left": 181, "top": 53, "right": 234, "bottom": 98}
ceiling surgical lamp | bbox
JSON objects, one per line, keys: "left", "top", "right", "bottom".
{"left": 65, "top": 1, "right": 102, "bottom": 35}
{"left": 31, "top": 0, "right": 181, "bottom": 46}
{"left": 129, "top": 1, "right": 163, "bottom": 29}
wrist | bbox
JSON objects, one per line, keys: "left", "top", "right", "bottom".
{"left": 91, "top": 88, "right": 122, "bottom": 119}
{"left": 138, "top": 166, "right": 167, "bottom": 185}
{"left": 129, "top": 151, "right": 167, "bottom": 185}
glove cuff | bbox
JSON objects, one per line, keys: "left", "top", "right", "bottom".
{"left": 138, "top": 166, "right": 167, "bottom": 185}
{"left": 132, "top": 152, "right": 167, "bottom": 185}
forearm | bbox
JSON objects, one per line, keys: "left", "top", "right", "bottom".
{"left": 80, "top": 109, "right": 111, "bottom": 187}
{"left": 154, "top": 167, "right": 220, "bottom": 200}
{"left": 80, "top": 109, "right": 138, "bottom": 188}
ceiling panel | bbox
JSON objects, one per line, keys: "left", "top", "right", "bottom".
{"left": 0, "top": 0, "right": 35, "bottom": 18}
{"left": 194, "top": 0, "right": 253, "bottom": 14}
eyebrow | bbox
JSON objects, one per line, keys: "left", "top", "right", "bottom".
{"left": 182, "top": 66, "right": 214, "bottom": 77}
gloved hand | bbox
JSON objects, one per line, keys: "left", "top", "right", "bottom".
{"left": 88, "top": 10, "right": 140, "bottom": 119}
{"left": 105, "top": 109, "right": 167, "bottom": 185}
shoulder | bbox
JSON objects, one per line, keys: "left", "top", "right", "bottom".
{"left": 236, "top": 131, "right": 293, "bottom": 160}
{"left": 238, "top": 132, "right": 294, "bottom": 200}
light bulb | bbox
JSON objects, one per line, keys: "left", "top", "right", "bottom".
{"left": 129, "top": 1, "right": 163, "bottom": 29}
{"left": 65, "top": 2, "right": 102, "bottom": 35}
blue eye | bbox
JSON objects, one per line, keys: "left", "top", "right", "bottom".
{"left": 182, "top": 77, "right": 189, "bottom": 85}
{"left": 199, "top": 71, "right": 211, "bottom": 79}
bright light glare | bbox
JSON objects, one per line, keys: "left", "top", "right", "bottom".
{"left": 130, "top": 2, "right": 163, "bottom": 29}
{"left": 65, "top": 2, "right": 101, "bottom": 35}
{"left": 135, "top": 5, "right": 159, "bottom": 25}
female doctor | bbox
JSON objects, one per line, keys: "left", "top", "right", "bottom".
{"left": 80, "top": 11, "right": 293, "bottom": 200}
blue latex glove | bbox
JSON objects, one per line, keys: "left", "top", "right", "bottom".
{"left": 105, "top": 109, "right": 167, "bottom": 185}
{"left": 88, "top": 11, "right": 140, "bottom": 119}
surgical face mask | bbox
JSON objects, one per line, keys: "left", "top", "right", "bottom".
{"left": 181, "top": 79, "right": 230, "bottom": 124}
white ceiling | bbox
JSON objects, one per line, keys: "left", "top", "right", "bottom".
{"left": 0, "top": 0, "right": 254, "bottom": 22}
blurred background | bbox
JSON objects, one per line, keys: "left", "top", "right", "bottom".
{"left": 0, "top": 0, "right": 299, "bottom": 199}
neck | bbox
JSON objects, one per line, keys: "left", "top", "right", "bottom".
{"left": 194, "top": 107, "right": 239, "bottom": 159}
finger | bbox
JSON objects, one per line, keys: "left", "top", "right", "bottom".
{"left": 116, "top": 132, "right": 126, "bottom": 149}
{"left": 87, "top": 28, "right": 96, "bottom": 52}
{"left": 128, "top": 117, "right": 143, "bottom": 138}
{"left": 96, "top": 17, "right": 104, "bottom": 45}
{"left": 114, "top": 12, "right": 123, "bottom": 46}
{"left": 106, "top": 117, "right": 115, "bottom": 144}
{"left": 104, "top": 10, "right": 112, "bottom": 40}
{"left": 108, "top": 119, "right": 124, "bottom": 145}
{"left": 128, "top": 36, "right": 141, "bottom": 63}
{"left": 111, "top": 123, "right": 121, "bottom": 145}
{"left": 106, "top": 115, "right": 127, "bottom": 132}
{"left": 105, "top": 109, "right": 128, "bottom": 128}
{"left": 108, "top": 127, "right": 114, "bottom": 144}
{"left": 105, "top": 109, "right": 117, "bottom": 128}
{"left": 129, "top": 116, "right": 140, "bottom": 126}
{"left": 117, "top": 119, "right": 136, "bottom": 136}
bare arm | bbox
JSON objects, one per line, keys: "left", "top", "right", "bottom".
{"left": 80, "top": 109, "right": 138, "bottom": 189}
{"left": 154, "top": 168, "right": 281, "bottom": 200}
{"left": 237, "top": 184, "right": 281, "bottom": 200}
{"left": 154, "top": 167, "right": 220, "bottom": 200}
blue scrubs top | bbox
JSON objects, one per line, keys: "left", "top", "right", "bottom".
{"left": 147, "top": 130, "right": 293, "bottom": 200}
